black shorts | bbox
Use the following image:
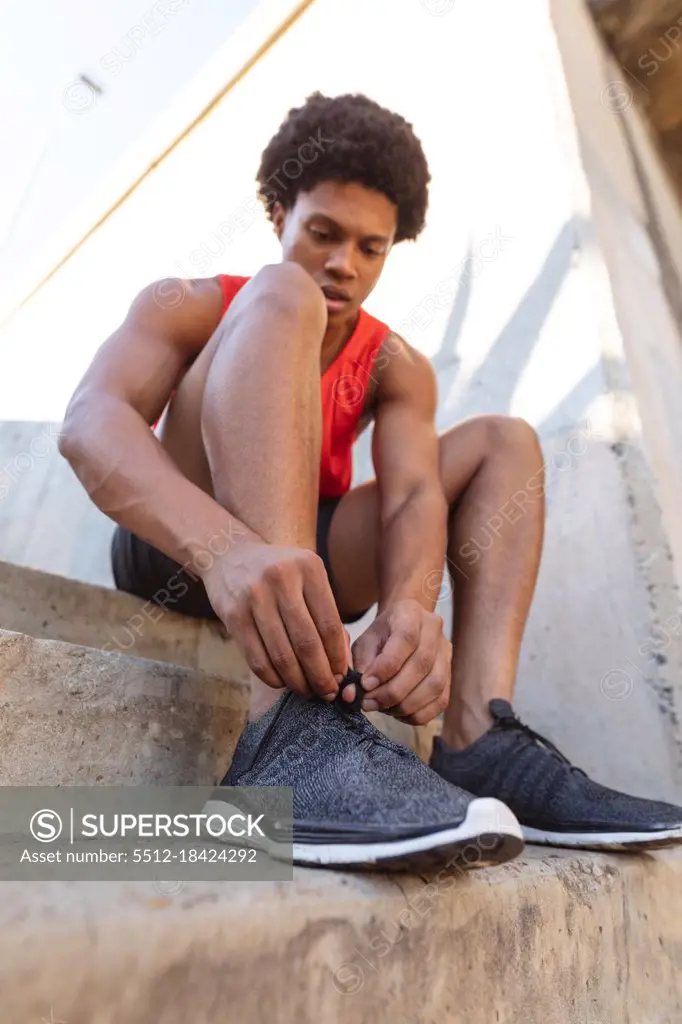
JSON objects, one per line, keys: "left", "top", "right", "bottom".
{"left": 110, "top": 497, "right": 371, "bottom": 625}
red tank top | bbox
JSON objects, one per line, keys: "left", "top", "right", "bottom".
{"left": 216, "top": 274, "right": 390, "bottom": 497}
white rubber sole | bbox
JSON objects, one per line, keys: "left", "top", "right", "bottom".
{"left": 523, "top": 824, "right": 682, "bottom": 851}
{"left": 202, "top": 796, "right": 524, "bottom": 871}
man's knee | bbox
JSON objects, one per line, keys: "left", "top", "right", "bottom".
{"left": 235, "top": 262, "right": 327, "bottom": 332}
{"left": 482, "top": 415, "right": 540, "bottom": 457}
{"left": 440, "top": 415, "right": 541, "bottom": 465}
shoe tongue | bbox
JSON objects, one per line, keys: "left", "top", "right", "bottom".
{"left": 489, "top": 698, "right": 517, "bottom": 723}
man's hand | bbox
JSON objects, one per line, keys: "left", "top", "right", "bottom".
{"left": 352, "top": 598, "right": 452, "bottom": 725}
{"left": 202, "top": 539, "right": 351, "bottom": 700}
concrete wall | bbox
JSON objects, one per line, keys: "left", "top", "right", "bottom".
{"left": 2, "top": 0, "right": 682, "bottom": 798}
{"left": 546, "top": 0, "right": 682, "bottom": 797}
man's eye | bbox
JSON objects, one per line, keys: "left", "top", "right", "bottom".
{"left": 310, "top": 228, "right": 330, "bottom": 241}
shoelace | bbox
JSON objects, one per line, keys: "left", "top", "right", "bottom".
{"left": 490, "top": 700, "right": 586, "bottom": 776}
{"left": 334, "top": 670, "right": 410, "bottom": 757}
{"left": 334, "top": 670, "right": 365, "bottom": 713}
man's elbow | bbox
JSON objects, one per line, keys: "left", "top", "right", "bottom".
{"left": 58, "top": 413, "right": 79, "bottom": 462}
{"left": 58, "top": 434, "right": 85, "bottom": 470}
{"left": 58, "top": 394, "right": 92, "bottom": 462}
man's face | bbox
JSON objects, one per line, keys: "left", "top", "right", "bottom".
{"left": 272, "top": 181, "right": 397, "bottom": 321}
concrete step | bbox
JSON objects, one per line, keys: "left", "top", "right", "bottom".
{"left": 0, "top": 624, "right": 438, "bottom": 777}
{"left": 0, "top": 848, "right": 680, "bottom": 1023}
{"left": 1, "top": 630, "right": 679, "bottom": 1022}
{"left": 0, "top": 628, "right": 248, "bottom": 784}
{"left": 0, "top": 557, "right": 248, "bottom": 680}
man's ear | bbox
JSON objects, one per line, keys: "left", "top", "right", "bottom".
{"left": 272, "top": 201, "right": 286, "bottom": 240}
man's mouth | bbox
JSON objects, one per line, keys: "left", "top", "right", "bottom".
{"left": 321, "top": 285, "right": 351, "bottom": 305}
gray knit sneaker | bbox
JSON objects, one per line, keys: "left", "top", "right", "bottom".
{"left": 204, "top": 675, "right": 523, "bottom": 872}
{"left": 430, "top": 699, "right": 682, "bottom": 851}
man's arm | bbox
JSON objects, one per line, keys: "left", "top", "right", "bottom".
{"left": 59, "top": 277, "right": 261, "bottom": 568}
{"left": 353, "top": 334, "right": 452, "bottom": 724}
{"left": 371, "top": 334, "right": 448, "bottom": 612}
{"left": 60, "top": 268, "right": 348, "bottom": 699}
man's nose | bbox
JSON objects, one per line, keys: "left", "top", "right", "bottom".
{"left": 325, "top": 243, "right": 356, "bottom": 277}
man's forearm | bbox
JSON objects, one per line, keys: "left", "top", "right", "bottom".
{"left": 377, "top": 483, "right": 449, "bottom": 613}
{"left": 60, "top": 396, "right": 261, "bottom": 574}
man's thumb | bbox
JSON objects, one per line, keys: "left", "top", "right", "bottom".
{"left": 351, "top": 630, "right": 381, "bottom": 674}
{"left": 344, "top": 629, "right": 352, "bottom": 668}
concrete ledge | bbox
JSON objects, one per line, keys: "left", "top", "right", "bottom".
{"left": 0, "top": 562, "right": 437, "bottom": 761}
{"left": 0, "top": 848, "right": 680, "bottom": 1023}
{"left": 0, "top": 558, "right": 248, "bottom": 680}
{"left": 0, "top": 629, "right": 248, "bottom": 784}
{"left": 0, "top": 620, "right": 437, "bottom": 774}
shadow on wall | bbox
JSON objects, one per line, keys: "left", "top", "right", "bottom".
{"left": 354, "top": 216, "right": 608, "bottom": 483}
{"left": 433, "top": 216, "right": 604, "bottom": 435}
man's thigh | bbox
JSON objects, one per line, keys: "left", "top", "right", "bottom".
{"left": 325, "top": 418, "right": 491, "bottom": 621}
{"left": 110, "top": 497, "right": 374, "bottom": 625}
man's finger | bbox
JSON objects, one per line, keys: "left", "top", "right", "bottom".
{"left": 351, "top": 628, "right": 383, "bottom": 674}
{"left": 361, "top": 623, "right": 419, "bottom": 691}
{"left": 278, "top": 593, "right": 341, "bottom": 700}
{"left": 251, "top": 591, "right": 314, "bottom": 698}
{"left": 389, "top": 644, "right": 452, "bottom": 722}
{"left": 385, "top": 668, "right": 448, "bottom": 718}
{"left": 302, "top": 567, "right": 349, "bottom": 683}
{"left": 341, "top": 628, "right": 380, "bottom": 705}
{"left": 238, "top": 612, "right": 287, "bottom": 690}
{"left": 362, "top": 650, "right": 434, "bottom": 711}
{"left": 363, "top": 624, "right": 443, "bottom": 711}
{"left": 402, "top": 693, "right": 449, "bottom": 726}
{"left": 344, "top": 629, "right": 353, "bottom": 666}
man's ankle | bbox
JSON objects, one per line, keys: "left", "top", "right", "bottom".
{"left": 441, "top": 701, "right": 494, "bottom": 751}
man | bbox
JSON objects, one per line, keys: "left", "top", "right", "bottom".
{"left": 60, "top": 91, "right": 682, "bottom": 871}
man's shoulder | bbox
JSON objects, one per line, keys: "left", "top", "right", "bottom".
{"left": 129, "top": 275, "right": 227, "bottom": 356}
{"left": 372, "top": 329, "right": 436, "bottom": 408}
{"left": 377, "top": 329, "right": 434, "bottom": 376}
{"left": 149, "top": 274, "right": 225, "bottom": 312}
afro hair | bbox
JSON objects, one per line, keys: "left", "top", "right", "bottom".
{"left": 256, "top": 92, "right": 430, "bottom": 244}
